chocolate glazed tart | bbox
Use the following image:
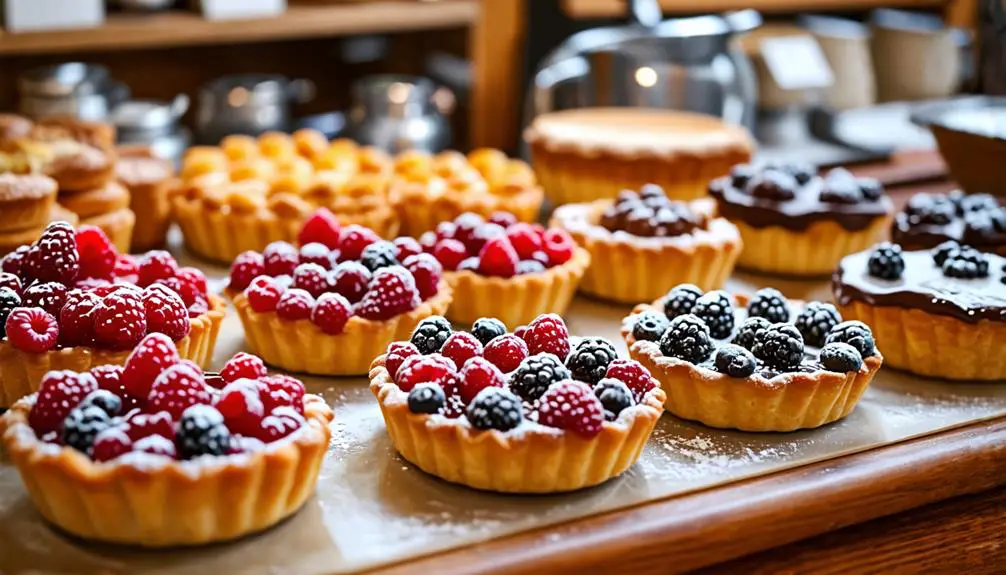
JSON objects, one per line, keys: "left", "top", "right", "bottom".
{"left": 833, "top": 248, "right": 1006, "bottom": 380}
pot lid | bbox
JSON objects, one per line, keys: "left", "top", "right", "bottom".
{"left": 19, "top": 63, "right": 110, "bottom": 97}
{"left": 110, "top": 95, "right": 189, "bottom": 131}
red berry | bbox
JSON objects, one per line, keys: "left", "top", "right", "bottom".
{"left": 355, "top": 267, "right": 421, "bottom": 321}
{"left": 466, "top": 223, "right": 506, "bottom": 257}
{"left": 75, "top": 225, "right": 117, "bottom": 280}
{"left": 394, "top": 353, "right": 455, "bottom": 392}
{"left": 147, "top": 362, "right": 211, "bottom": 420}
{"left": 524, "top": 314, "right": 571, "bottom": 359}
{"left": 263, "top": 241, "right": 299, "bottom": 277}
{"left": 258, "top": 374, "right": 306, "bottom": 414}
{"left": 1, "top": 245, "right": 29, "bottom": 277}
{"left": 58, "top": 290, "right": 101, "bottom": 346}
{"left": 338, "top": 224, "right": 380, "bottom": 261}
{"left": 73, "top": 277, "right": 110, "bottom": 291}
{"left": 435, "top": 221, "right": 457, "bottom": 240}
{"left": 514, "top": 325, "right": 528, "bottom": 340}
{"left": 393, "top": 237, "right": 423, "bottom": 261}
{"left": 23, "top": 221, "right": 79, "bottom": 286}
{"left": 298, "top": 243, "right": 335, "bottom": 270}
{"left": 457, "top": 356, "right": 504, "bottom": 405}
{"left": 136, "top": 250, "right": 178, "bottom": 287}
{"left": 28, "top": 370, "right": 98, "bottom": 434}
{"left": 478, "top": 236, "right": 519, "bottom": 278}
{"left": 220, "top": 352, "right": 268, "bottom": 384}
{"left": 93, "top": 291, "right": 147, "bottom": 350}
{"left": 435, "top": 372, "right": 466, "bottom": 418}
{"left": 292, "top": 263, "right": 332, "bottom": 298}
{"left": 121, "top": 333, "right": 180, "bottom": 399}
{"left": 0, "top": 272, "right": 22, "bottom": 295}
{"left": 441, "top": 331, "right": 483, "bottom": 370}
{"left": 154, "top": 276, "right": 198, "bottom": 307}
{"left": 331, "top": 261, "right": 371, "bottom": 304}
{"left": 215, "top": 379, "right": 265, "bottom": 437}
{"left": 482, "top": 334, "right": 528, "bottom": 372}
{"left": 453, "top": 213, "right": 486, "bottom": 253}
{"left": 188, "top": 296, "right": 209, "bottom": 318}
{"left": 538, "top": 380, "right": 605, "bottom": 438}
{"left": 506, "top": 223, "right": 544, "bottom": 260}
{"left": 256, "top": 406, "right": 305, "bottom": 442}
{"left": 276, "top": 288, "right": 315, "bottom": 321}
{"left": 246, "top": 276, "right": 284, "bottom": 313}
{"left": 90, "top": 364, "right": 143, "bottom": 410}
{"left": 402, "top": 253, "right": 442, "bottom": 300}
{"left": 141, "top": 284, "right": 191, "bottom": 341}
{"left": 5, "top": 307, "right": 59, "bottom": 352}
{"left": 543, "top": 228, "right": 575, "bottom": 266}
{"left": 298, "top": 208, "right": 342, "bottom": 249}
{"left": 311, "top": 292, "right": 352, "bottom": 335}
{"left": 114, "top": 254, "right": 138, "bottom": 278}
{"left": 22, "top": 281, "right": 68, "bottom": 317}
{"left": 606, "top": 359, "right": 657, "bottom": 403}
{"left": 489, "top": 211, "right": 518, "bottom": 228}
{"left": 228, "top": 251, "right": 266, "bottom": 291}
{"left": 92, "top": 427, "right": 133, "bottom": 461}
{"left": 92, "top": 283, "right": 140, "bottom": 298}
{"left": 385, "top": 341, "right": 420, "bottom": 379}
{"left": 176, "top": 267, "right": 208, "bottom": 296}
{"left": 432, "top": 239, "right": 467, "bottom": 271}
{"left": 133, "top": 435, "right": 177, "bottom": 458}
{"left": 418, "top": 231, "right": 438, "bottom": 253}
{"left": 125, "top": 410, "right": 175, "bottom": 441}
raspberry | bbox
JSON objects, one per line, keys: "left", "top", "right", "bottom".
{"left": 58, "top": 290, "right": 101, "bottom": 346}
{"left": 132, "top": 435, "right": 177, "bottom": 458}
{"left": 22, "top": 281, "right": 68, "bottom": 317}
{"left": 92, "top": 283, "right": 141, "bottom": 298}
{"left": 825, "top": 321, "right": 877, "bottom": 358}
{"left": 0, "top": 288, "right": 21, "bottom": 338}
{"left": 292, "top": 262, "right": 332, "bottom": 297}
{"left": 482, "top": 334, "right": 528, "bottom": 373}
{"left": 477, "top": 236, "right": 519, "bottom": 278}
{"left": 467, "top": 387, "right": 523, "bottom": 431}
{"left": 74, "top": 225, "right": 117, "bottom": 280}
{"left": 23, "top": 221, "right": 79, "bottom": 286}
{"left": 593, "top": 379, "right": 635, "bottom": 420}
{"left": 62, "top": 404, "right": 113, "bottom": 453}
{"left": 246, "top": 276, "right": 284, "bottom": 313}
{"left": 338, "top": 224, "right": 380, "bottom": 261}
{"left": 537, "top": 380, "right": 605, "bottom": 438}
{"left": 90, "top": 364, "right": 142, "bottom": 410}
{"left": 441, "top": 331, "right": 483, "bottom": 369}
{"left": 215, "top": 379, "right": 266, "bottom": 436}
{"left": 355, "top": 267, "right": 421, "bottom": 321}
{"left": 604, "top": 359, "right": 656, "bottom": 403}
{"left": 177, "top": 404, "right": 232, "bottom": 459}
{"left": 659, "top": 314, "right": 713, "bottom": 363}
{"left": 419, "top": 231, "right": 438, "bottom": 253}
{"left": 732, "top": 316, "right": 772, "bottom": 351}
{"left": 752, "top": 323, "right": 805, "bottom": 370}
{"left": 121, "top": 333, "right": 181, "bottom": 399}
{"left": 458, "top": 257, "right": 479, "bottom": 272}
{"left": 488, "top": 211, "right": 518, "bottom": 228}
{"left": 436, "top": 221, "right": 457, "bottom": 240}
{"left": 432, "top": 239, "right": 468, "bottom": 271}
{"left": 220, "top": 352, "right": 268, "bottom": 384}
{"left": 114, "top": 254, "right": 138, "bottom": 278}
{"left": 147, "top": 362, "right": 211, "bottom": 419}
{"left": 663, "top": 284, "right": 703, "bottom": 319}
{"left": 187, "top": 295, "right": 209, "bottom": 318}
{"left": 794, "top": 302, "right": 842, "bottom": 348}
{"left": 394, "top": 237, "right": 423, "bottom": 261}
{"left": 407, "top": 382, "right": 446, "bottom": 414}
{"left": 631, "top": 310, "right": 670, "bottom": 342}
{"left": 394, "top": 353, "right": 455, "bottom": 392}
{"left": 312, "top": 292, "right": 352, "bottom": 335}
{"left": 505, "top": 223, "right": 544, "bottom": 260}
{"left": 73, "top": 277, "right": 111, "bottom": 291}
{"left": 714, "top": 344, "right": 758, "bottom": 378}
{"left": 385, "top": 341, "right": 420, "bottom": 379}
{"left": 1, "top": 245, "right": 29, "bottom": 277}
{"left": 331, "top": 261, "right": 371, "bottom": 304}
{"left": 452, "top": 213, "right": 485, "bottom": 253}
{"left": 91, "top": 427, "right": 133, "bottom": 462}
{"left": 402, "top": 253, "right": 442, "bottom": 300}
{"left": 691, "top": 290, "right": 735, "bottom": 340}
{"left": 229, "top": 251, "right": 266, "bottom": 291}
{"left": 298, "top": 243, "right": 335, "bottom": 270}
{"left": 258, "top": 374, "right": 306, "bottom": 414}
{"left": 256, "top": 406, "right": 305, "bottom": 442}
{"left": 5, "top": 307, "right": 59, "bottom": 352}
{"left": 746, "top": 287, "right": 790, "bottom": 323}
{"left": 565, "top": 338, "right": 618, "bottom": 384}
{"left": 29, "top": 370, "right": 99, "bottom": 434}
{"left": 458, "top": 356, "right": 504, "bottom": 404}
{"left": 93, "top": 291, "right": 147, "bottom": 350}
{"left": 178, "top": 265, "right": 208, "bottom": 292}
{"left": 820, "top": 342, "right": 864, "bottom": 372}
{"left": 142, "top": 284, "right": 191, "bottom": 341}
{"left": 298, "top": 208, "right": 342, "bottom": 249}
{"left": 467, "top": 223, "right": 506, "bottom": 257}
{"left": 361, "top": 241, "right": 401, "bottom": 272}
{"left": 0, "top": 272, "right": 22, "bottom": 295}
{"left": 410, "top": 316, "right": 452, "bottom": 354}
{"left": 263, "top": 241, "right": 300, "bottom": 277}
{"left": 523, "top": 314, "right": 571, "bottom": 359}
{"left": 276, "top": 288, "right": 315, "bottom": 321}
{"left": 542, "top": 228, "right": 575, "bottom": 266}
{"left": 125, "top": 409, "right": 175, "bottom": 441}
{"left": 136, "top": 250, "right": 178, "bottom": 287}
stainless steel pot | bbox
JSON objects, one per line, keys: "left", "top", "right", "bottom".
{"left": 18, "top": 62, "right": 130, "bottom": 121}
{"left": 110, "top": 94, "right": 190, "bottom": 166}
{"left": 343, "top": 75, "right": 454, "bottom": 153}
{"left": 195, "top": 74, "right": 315, "bottom": 142}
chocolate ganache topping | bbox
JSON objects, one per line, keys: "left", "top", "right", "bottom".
{"left": 892, "top": 191, "right": 1006, "bottom": 254}
{"left": 709, "top": 163, "right": 893, "bottom": 232}
{"left": 833, "top": 242, "right": 1006, "bottom": 324}
{"left": 599, "top": 184, "right": 707, "bottom": 238}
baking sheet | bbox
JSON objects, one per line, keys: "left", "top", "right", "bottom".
{"left": 1, "top": 250, "right": 1005, "bottom": 574}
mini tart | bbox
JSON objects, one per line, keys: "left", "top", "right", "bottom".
{"left": 0, "top": 114, "right": 33, "bottom": 143}
{"left": 0, "top": 204, "right": 79, "bottom": 257}
{"left": 58, "top": 181, "right": 135, "bottom": 252}
{"left": 369, "top": 356, "right": 666, "bottom": 493}
{"left": 0, "top": 295, "right": 225, "bottom": 407}
{"left": 550, "top": 197, "right": 742, "bottom": 304}
{"left": 0, "top": 173, "right": 58, "bottom": 233}
{"left": 891, "top": 191, "right": 1006, "bottom": 255}
{"left": 116, "top": 150, "right": 175, "bottom": 252}
{"left": 524, "top": 108, "right": 754, "bottom": 205}
{"left": 229, "top": 282, "right": 452, "bottom": 376}
{"left": 0, "top": 393, "right": 332, "bottom": 547}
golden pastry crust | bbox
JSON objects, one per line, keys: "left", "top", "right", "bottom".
{"left": 44, "top": 142, "right": 117, "bottom": 192}
{"left": 549, "top": 198, "right": 742, "bottom": 303}
{"left": 0, "top": 173, "right": 58, "bottom": 233}
{"left": 0, "top": 204, "right": 79, "bottom": 257}
{"left": 370, "top": 356, "right": 666, "bottom": 493}
{"left": 57, "top": 180, "right": 131, "bottom": 219}
{"left": 0, "top": 392, "right": 332, "bottom": 547}
{"left": 0, "top": 114, "right": 33, "bottom": 143}
{"left": 116, "top": 154, "right": 174, "bottom": 252}
{"left": 33, "top": 116, "right": 117, "bottom": 151}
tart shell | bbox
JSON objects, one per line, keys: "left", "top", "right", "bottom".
{"left": 389, "top": 182, "right": 544, "bottom": 238}
{"left": 369, "top": 356, "right": 666, "bottom": 493}
{"left": 0, "top": 393, "right": 333, "bottom": 547}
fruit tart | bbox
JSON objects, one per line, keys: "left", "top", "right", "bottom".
{"left": 226, "top": 209, "right": 452, "bottom": 375}
{"left": 550, "top": 183, "right": 742, "bottom": 304}
{"left": 0, "top": 222, "right": 225, "bottom": 406}
{"left": 370, "top": 313, "right": 665, "bottom": 493}
{"left": 708, "top": 163, "right": 893, "bottom": 277}
{"left": 892, "top": 190, "right": 1006, "bottom": 255}
{"left": 622, "top": 284, "right": 883, "bottom": 431}
{"left": 0, "top": 334, "right": 333, "bottom": 546}
{"left": 834, "top": 241, "right": 1006, "bottom": 380}
{"left": 418, "top": 211, "right": 589, "bottom": 329}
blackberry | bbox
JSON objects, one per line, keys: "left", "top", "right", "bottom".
{"left": 819, "top": 342, "right": 863, "bottom": 373}
{"left": 177, "top": 405, "right": 232, "bottom": 460}
{"left": 732, "top": 316, "right": 771, "bottom": 350}
{"left": 360, "top": 241, "right": 401, "bottom": 272}
{"left": 658, "top": 314, "right": 714, "bottom": 363}
{"left": 747, "top": 287, "right": 790, "bottom": 323}
{"left": 933, "top": 240, "right": 960, "bottom": 267}
{"left": 565, "top": 338, "right": 618, "bottom": 384}
{"left": 407, "top": 382, "right": 446, "bottom": 414}
{"left": 410, "top": 316, "right": 453, "bottom": 354}
{"left": 745, "top": 169, "right": 798, "bottom": 201}
{"left": 631, "top": 310, "right": 671, "bottom": 342}
{"left": 517, "top": 260, "right": 547, "bottom": 275}
{"left": 593, "top": 378, "right": 635, "bottom": 420}
{"left": 714, "top": 344, "right": 758, "bottom": 378}
{"left": 729, "top": 163, "right": 758, "bottom": 189}
{"left": 965, "top": 209, "right": 1006, "bottom": 240}
{"left": 858, "top": 177, "right": 884, "bottom": 201}
{"left": 0, "top": 287, "right": 21, "bottom": 338}
{"left": 510, "top": 353, "right": 571, "bottom": 402}
{"left": 639, "top": 183, "right": 666, "bottom": 201}
{"left": 794, "top": 302, "right": 843, "bottom": 348}
{"left": 820, "top": 170, "right": 862, "bottom": 204}
{"left": 825, "top": 321, "right": 876, "bottom": 358}
{"left": 941, "top": 246, "right": 989, "bottom": 279}
{"left": 80, "top": 389, "right": 122, "bottom": 416}
{"left": 691, "top": 290, "right": 735, "bottom": 339}
{"left": 959, "top": 193, "right": 999, "bottom": 214}
{"left": 779, "top": 161, "right": 816, "bottom": 185}
{"left": 471, "top": 317, "right": 507, "bottom": 346}
{"left": 752, "top": 324, "right": 804, "bottom": 370}
{"left": 466, "top": 387, "right": 523, "bottom": 431}
{"left": 867, "top": 242, "right": 905, "bottom": 280}
{"left": 61, "top": 405, "right": 112, "bottom": 454}
{"left": 906, "top": 194, "right": 954, "bottom": 225}
{"left": 662, "top": 284, "right": 703, "bottom": 319}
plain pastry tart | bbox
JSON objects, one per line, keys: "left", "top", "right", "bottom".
{"left": 0, "top": 173, "right": 59, "bottom": 256}
{"left": 388, "top": 148, "right": 544, "bottom": 237}
{"left": 56, "top": 179, "right": 136, "bottom": 253}
{"left": 0, "top": 334, "right": 333, "bottom": 546}
{"left": 550, "top": 183, "right": 742, "bottom": 304}
{"left": 171, "top": 131, "right": 399, "bottom": 263}
{"left": 0, "top": 222, "right": 225, "bottom": 406}
{"left": 892, "top": 190, "right": 1006, "bottom": 255}
{"left": 622, "top": 284, "right": 883, "bottom": 432}
{"left": 834, "top": 241, "right": 1006, "bottom": 380}
{"left": 116, "top": 146, "right": 175, "bottom": 252}
{"left": 709, "top": 163, "right": 893, "bottom": 277}
{"left": 370, "top": 313, "right": 665, "bottom": 493}
{"left": 524, "top": 108, "right": 754, "bottom": 205}
{"left": 226, "top": 209, "right": 452, "bottom": 375}
{"left": 417, "top": 210, "right": 588, "bottom": 328}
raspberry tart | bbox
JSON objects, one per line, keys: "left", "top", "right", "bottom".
{"left": 892, "top": 191, "right": 1006, "bottom": 255}
{"left": 834, "top": 241, "right": 1006, "bottom": 380}
{"left": 0, "top": 334, "right": 333, "bottom": 546}
{"left": 226, "top": 209, "right": 452, "bottom": 375}
{"left": 708, "top": 163, "right": 893, "bottom": 277}
{"left": 370, "top": 314, "right": 665, "bottom": 493}
{"left": 420, "top": 211, "right": 589, "bottom": 328}
{"left": 550, "top": 184, "right": 742, "bottom": 303}
{"left": 622, "top": 285, "right": 883, "bottom": 431}
{"left": 0, "top": 222, "right": 225, "bottom": 406}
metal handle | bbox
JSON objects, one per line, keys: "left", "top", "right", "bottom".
{"left": 169, "top": 93, "right": 190, "bottom": 118}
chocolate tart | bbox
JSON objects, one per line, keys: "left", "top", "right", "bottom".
{"left": 892, "top": 191, "right": 1006, "bottom": 255}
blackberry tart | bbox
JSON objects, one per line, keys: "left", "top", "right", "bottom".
{"left": 549, "top": 184, "right": 742, "bottom": 304}
{"left": 709, "top": 164, "right": 894, "bottom": 277}
{"left": 892, "top": 191, "right": 1006, "bottom": 255}
{"left": 622, "top": 284, "right": 883, "bottom": 432}
{"left": 369, "top": 313, "right": 665, "bottom": 493}
{"left": 834, "top": 241, "right": 1006, "bottom": 380}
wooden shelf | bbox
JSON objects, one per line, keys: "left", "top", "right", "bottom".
{"left": 0, "top": 1, "right": 479, "bottom": 56}
{"left": 562, "top": 0, "right": 949, "bottom": 18}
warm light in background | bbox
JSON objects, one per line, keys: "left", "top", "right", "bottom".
{"left": 634, "top": 66, "right": 657, "bottom": 88}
